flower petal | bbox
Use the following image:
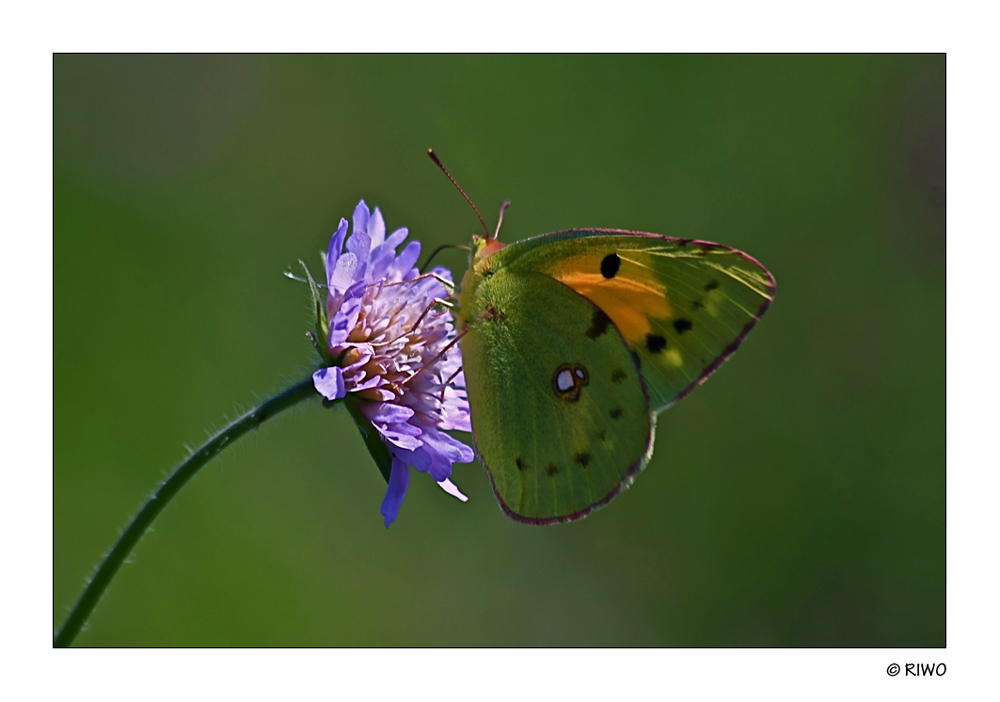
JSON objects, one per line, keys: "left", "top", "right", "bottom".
{"left": 380, "top": 428, "right": 423, "bottom": 451}
{"left": 423, "top": 453, "right": 453, "bottom": 483}
{"left": 345, "top": 231, "right": 372, "bottom": 280}
{"left": 325, "top": 218, "right": 349, "bottom": 286}
{"left": 437, "top": 478, "right": 468, "bottom": 502}
{"left": 390, "top": 444, "right": 431, "bottom": 472}
{"left": 331, "top": 252, "right": 358, "bottom": 291}
{"left": 394, "top": 440, "right": 458, "bottom": 482}
{"left": 381, "top": 420, "right": 422, "bottom": 437}
{"left": 366, "top": 245, "right": 397, "bottom": 283}
{"left": 384, "top": 227, "right": 408, "bottom": 251}
{"left": 328, "top": 296, "right": 363, "bottom": 345}
{"left": 437, "top": 396, "right": 472, "bottom": 432}
{"left": 348, "top": 372, "right": 385, "bottom": 392}
{"left": 312, "top": 366, "right": 345, "bottom": 401}
{"left": 353, "top": 200, "right": 370, "bottom": 240}
{"left": 423, "top": 429, "right": 475, "bottom": 465}
{"left": 343, "top": 351, "right": 373, "bottom": 372}
{"left": 365, "top": 402, "right": 416, "bottom": 425}
{"left": 380, "top": 458, "right": 410, "bottom": 528}
{"left": 368, "top": 207, "right": 386, "bottom": 249}
{"left": 390, "top": 240, "right": 421, "bottom": 278}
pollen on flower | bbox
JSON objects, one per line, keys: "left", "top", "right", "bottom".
{"left": 310, "top": 200, "right": 474, "bottom": 528}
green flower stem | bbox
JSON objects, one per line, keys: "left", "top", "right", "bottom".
{"left": 54, "top": 375, "right": 320, "bottom": 647}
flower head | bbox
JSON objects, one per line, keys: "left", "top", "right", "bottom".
{"left": 311, "top": 200, "right": 474, "bottom": 527}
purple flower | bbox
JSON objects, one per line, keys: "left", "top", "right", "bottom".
{"left": 312, "top": 200, "right": 474, "bottom": 527}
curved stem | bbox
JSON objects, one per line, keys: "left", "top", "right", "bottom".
{"left": 54, "top": 376, "right": 319, "bottom": 647}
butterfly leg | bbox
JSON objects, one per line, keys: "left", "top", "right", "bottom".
{"left": 374, "top": 271, "right": 456, "bottom": 293}
{"left": 399, "top": 330, "right": 467, "bottom": 388}
{"left": 439, "top": 366, "right": 465, "bottom": 402}
{"left": 408, "top": 297, "right": 456, "bottom": 334}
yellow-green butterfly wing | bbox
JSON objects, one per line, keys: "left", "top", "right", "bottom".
{"left": 460, "top": 270, "right": 654, "bottom": 523}
{"left": 500, "top": 230, "right": 776, "bottom": 412}
{"left": 457, "top": 228, "right": 774, "bottom": 523}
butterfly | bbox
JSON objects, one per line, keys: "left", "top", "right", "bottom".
{"left": 432, "top": 152, "right": 775, "bottom": 525}
{"left": 451, "top": 220, "right": 774, "bottom": 526}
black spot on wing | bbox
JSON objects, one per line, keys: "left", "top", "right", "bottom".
{"left": 610, "top": 406, "right": 623, "bottom": 419}
{"left": 546, "top": 463, "right": 559, "bottom": 477}
{"left": 597, "top": 430, "right": 606, "bottom": 441}
{"left": 704, "top": 280, "right": 720, "bottom": 291}
{"left": 611, "top": 368, "right": 627, "bottom": 383}
{"left": 574, "top": 452, "right": 591, "bottom": 467}
{"left": 645, "top": 334, "right": 667, "bottom": 353}
{"left": 600, "top": 253, "right": 620, "bottom": 279}
{"left": 692, "top": 299, "right": 705, "bottom": 310}
{"left": 515, "top": 457, "right": 525, "bottom": 471}
{"left": 586, "top": 308, "right": 611, "bottom": 339}
{"left": 673, "top": 318, "right": 693, "bottom": 334}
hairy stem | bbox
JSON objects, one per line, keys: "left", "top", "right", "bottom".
{"left": 54, "top": 376, "right": 319, "bottom": 647}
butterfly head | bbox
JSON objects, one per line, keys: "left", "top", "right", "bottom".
{"left": 455, "top": 233, "right": 507, "bottom": 330}
{"left": 470, "top": 232, "right": 506, "bottom": 266}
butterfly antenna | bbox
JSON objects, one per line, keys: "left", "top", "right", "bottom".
{"left": 494, "top": 200, "right": 511, "bottom": 239}
{"left": 428, "top": 149, "right": 491, "bottom": 239}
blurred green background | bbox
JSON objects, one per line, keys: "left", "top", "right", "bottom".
{"left": 54, "top": 55, "right": 944, "bottom": 646}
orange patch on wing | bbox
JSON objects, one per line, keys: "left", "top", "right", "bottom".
{"left": 549, "top": 257, "right": 671, "bottom": 344}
